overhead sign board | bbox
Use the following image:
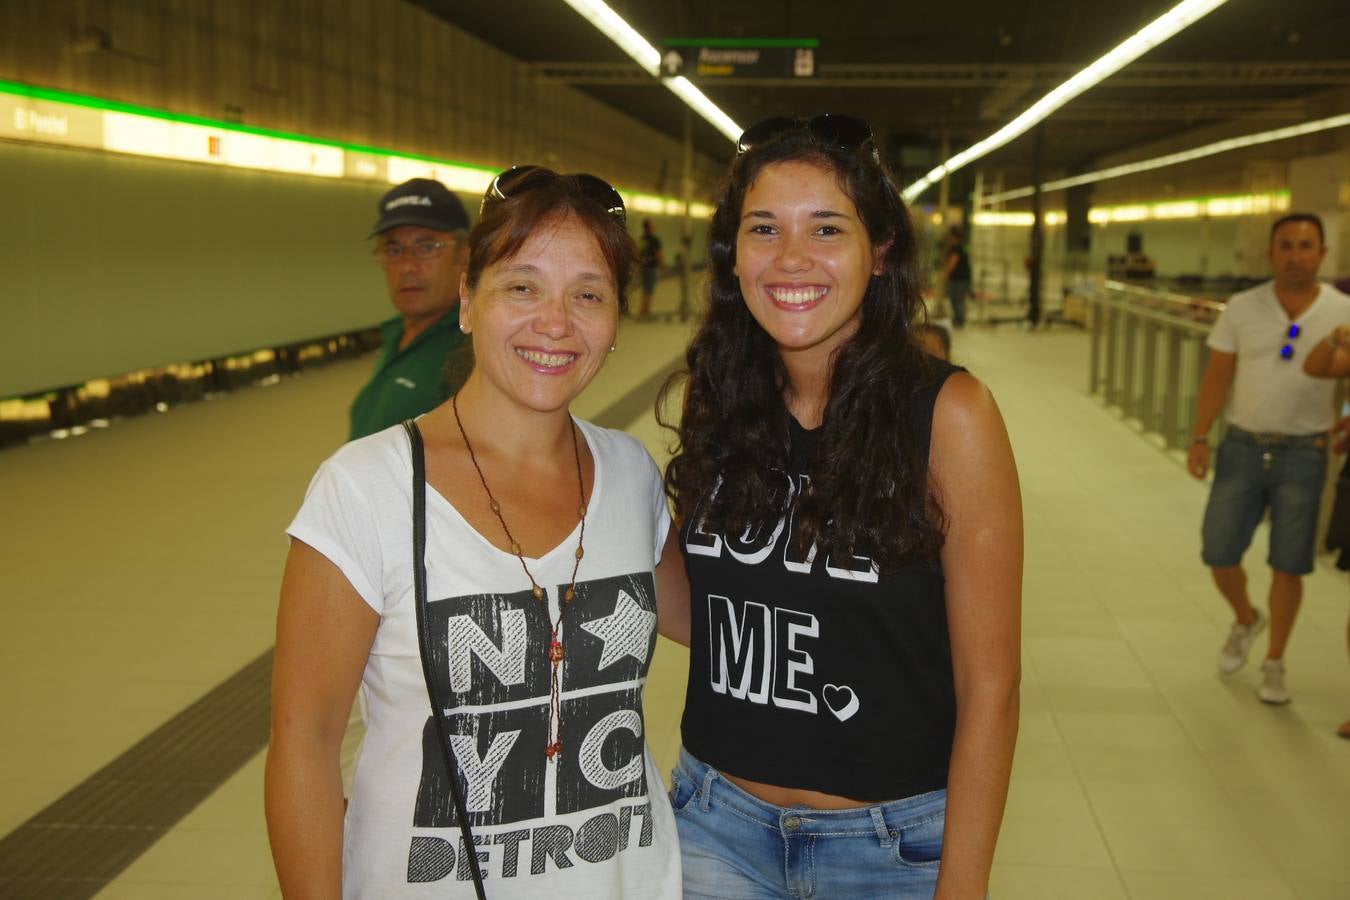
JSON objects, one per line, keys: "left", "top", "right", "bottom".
{"left": 659, "top": 39, "right": 818, "bottom": 79}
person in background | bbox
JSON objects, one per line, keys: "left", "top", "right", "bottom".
{"left": 267, "top": 167, "right": 685, "bottom": 898}
{"left": 939, "top": 226, "right": 972, "bottom": 329}
{"left": 636, "top": 218, "right": 665, "bottom": 320}
{"left": 662, "top": 114, "right": 1021, "bottom": 898}
{"left": 918, "top": 322, "right": 952, "bottom": 361}
{"left": 349, "top": 178, "right": 472, "bottom": 440}
{"left": 1188, "top": 213, "right": 1350, "bottom": 705}
{"left": 1301, "top": 323, "right": 1350, "bottom": 739}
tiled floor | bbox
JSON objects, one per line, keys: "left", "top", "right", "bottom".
{"left": 3, "top": 313, "right": 1348, "bottom": 898}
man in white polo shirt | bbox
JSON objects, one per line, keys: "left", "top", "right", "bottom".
{"left": 1188, "top": 213, "right": 1350, "bottom": 704}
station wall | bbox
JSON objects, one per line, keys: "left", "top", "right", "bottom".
{"left": 0, "top": 0, "right": 718, "bottom": 398}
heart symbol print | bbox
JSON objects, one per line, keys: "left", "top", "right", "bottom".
{"left": 822, "top": 684, "right": 860, "bottom": 722}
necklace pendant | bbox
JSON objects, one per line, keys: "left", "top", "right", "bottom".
{"left": 548, "top": 640, "right": 565, "bottom": 663}
{"left": 532, "top": 585, "right": 545, "bottom": 602}
{"left": 545, "top": 740, "right": 563, "bottom": 760}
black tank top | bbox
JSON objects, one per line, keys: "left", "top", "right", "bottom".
{"left": 679, "top": 362, "right": 960, "bottom": 801}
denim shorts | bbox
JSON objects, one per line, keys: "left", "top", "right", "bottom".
{"left": 670, "top": 747, "right": 947, "bottom": 899}
{"left": 1201, "top": 428, "right": 1328, "bottom": 575}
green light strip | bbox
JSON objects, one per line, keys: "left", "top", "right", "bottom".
{"left": 662, "top": 37, "right": 819, "bottom": 48}
{"left": 0, "top": 77, "right": 487, "bottom": 167}
{"left": 0, "top": 78, "right": 717, "bottom": 215}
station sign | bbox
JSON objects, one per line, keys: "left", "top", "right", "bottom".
{"left": 0, "top": 93, "right": 103, "bottom": 148}
{"left": 659, "top": 39, "right": 818, "bottom": 79}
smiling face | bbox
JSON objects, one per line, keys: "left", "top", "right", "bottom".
{"left": 735, "top": 160, "right": 884, "bottom": 368}
{"left": 460, "top": 213, "right": 620, "bottom": 415}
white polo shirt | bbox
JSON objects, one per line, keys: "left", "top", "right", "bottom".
{"left": 1207, "top": 280, "right": 1350, "bottom": 434}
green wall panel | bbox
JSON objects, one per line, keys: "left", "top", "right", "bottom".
{"left": 0, "top": 141, "right": 401, "bottom": 397}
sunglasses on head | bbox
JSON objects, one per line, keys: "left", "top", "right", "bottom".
{"left": 1279, "top": 323, "right": 1301, "bottom": 360}
{"left": 482, "top": 165, "right": 627, "bottom": 224}
{"left": 736, "top": 114, "right": 877, "bottom": 160}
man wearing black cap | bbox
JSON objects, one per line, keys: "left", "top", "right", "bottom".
{"left": 349, "top": 178, "right": 471, "bottom": 440}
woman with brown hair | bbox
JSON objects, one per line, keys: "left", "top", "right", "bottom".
{"left": 266, "top": 167, "right": 684, "bottom": 898}
{"left": 662, "top": 116, "right": 1022, "bottom": 898}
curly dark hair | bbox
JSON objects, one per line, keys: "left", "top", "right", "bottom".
{"left": 661, "top": 126, "right": 946, "bottom": 570}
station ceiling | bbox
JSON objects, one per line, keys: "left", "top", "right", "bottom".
{"left": 410, "top": 0, "right": 1350, "bottom": 202}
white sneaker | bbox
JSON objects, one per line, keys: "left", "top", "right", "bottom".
{"left": 1258, "top": 659, "right": 1291, "bottom": 705}
{"left": 1218, "top": 609, "right": 1267, "bottom": 674}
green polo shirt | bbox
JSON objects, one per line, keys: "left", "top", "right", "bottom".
{"left": 348, "top": 309, "right": 469, "bottom": 440}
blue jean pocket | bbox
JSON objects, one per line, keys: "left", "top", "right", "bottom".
{"left": 668, "top": 770, "right": 700, "bottom": 815}
{"left": 892, "top": 806, "right": 945, "bottom": 868}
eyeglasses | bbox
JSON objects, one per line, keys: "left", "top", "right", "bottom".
{"left": 482, "top": 165, "right": 626, "bottom": 224}
{"left": 1279, "top": 323, "right": 1301, "bottom": 360}
{"left": 371, "top": 239, "right": 452, "bottom": 264}
{"left": 736, "top": 114, "right": 877, "bottom": 160}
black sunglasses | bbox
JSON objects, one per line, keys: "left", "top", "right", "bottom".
{"left": 482, "top": 165, "right": 627, "bottom": 224}
{"left": 736, "top": 114, "right": 877, "bottom": 160}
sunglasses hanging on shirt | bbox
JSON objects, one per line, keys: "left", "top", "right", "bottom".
{"left": 1279, "top": 323, "right": 1301, "bottom": 360}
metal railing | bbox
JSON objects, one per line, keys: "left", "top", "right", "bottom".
{"left": 1085, "top": 281, "right": 1225, "bottom": 449}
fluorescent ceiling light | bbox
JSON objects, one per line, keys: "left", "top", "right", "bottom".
{"left": 560, "top": 0, "right": 742, "bottom": 142}
{"left": 982, "top": 112, "right": 1350, "bottom": 204}
{"left": 901, "top": 0, "right": 1230, "bottom": 203}
{"left": 664, "top": 76, "right": 742, "bottom": 142}
{"left": 972, "top": 192, "right": 1290, "bottom": 226}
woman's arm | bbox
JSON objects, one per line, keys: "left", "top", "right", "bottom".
{"left": 655, "top": 521, "right": 691, "bottom": 646}
{"left": 1303, "top": 324, "right": 1350, "bottom": 379}
{"left": 929, "top": 372, "right": 1023, "bottom": 900}
{"left": 265, "top": 539, "right": 380, "bottom": 900}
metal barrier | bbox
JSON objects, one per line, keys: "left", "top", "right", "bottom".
{"left": 1085, "top": 280, "right": 1225, "bottom": 449}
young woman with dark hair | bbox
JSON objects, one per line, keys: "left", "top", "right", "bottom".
{"left": 267, "top": 167, "right": 684, "bottom": 898}
{"left": 661, "top": 116, "right": 1022, "bottom": 898}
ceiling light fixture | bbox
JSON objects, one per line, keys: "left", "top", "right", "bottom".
{"left": 559, "top": 0, "right": 742, "bottom": 142}
{"left": 901, "top": 0, "right": 1230, "bottom": 203}
{"left": 981, "top": 112, "right": 1350, "bottom": 205}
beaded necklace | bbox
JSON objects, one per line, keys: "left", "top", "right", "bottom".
{"left": 452, "top": 394, "right": 586, "bottom": 761}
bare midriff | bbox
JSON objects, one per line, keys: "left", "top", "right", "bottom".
{"left": 721, "top": 771, "right": 884, "bottom": 810}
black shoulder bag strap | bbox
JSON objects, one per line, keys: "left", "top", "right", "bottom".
{"left": 401, "top": 419, "right": 488, "bottom": 899}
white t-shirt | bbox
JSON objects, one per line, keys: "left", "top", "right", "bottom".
{"left": 1207, "top": 280, "right": 1350, "bottom": 434}
{"left": 287, "top": 419, "right": 682, "bottom": 900}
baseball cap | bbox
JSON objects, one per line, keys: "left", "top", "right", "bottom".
{"left": 369, "top": 178, "right": 470, "bottom": 236}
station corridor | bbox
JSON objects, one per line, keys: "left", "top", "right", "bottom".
{"left": 3, "top": 316, "right": 1350, "bottom": 899}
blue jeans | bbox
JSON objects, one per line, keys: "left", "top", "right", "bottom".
{"left": 1201, "top": 428, "right": 1328, "bottom": 575}
{"left": 671, "top": 747, "right": 947, "bottom": 899}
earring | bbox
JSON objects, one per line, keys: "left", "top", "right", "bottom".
{"left": 459, "top": 323, "right": 469, "bottom": 333}
{"left": 609, "top": 345, "right": 616, "bottom": 353}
